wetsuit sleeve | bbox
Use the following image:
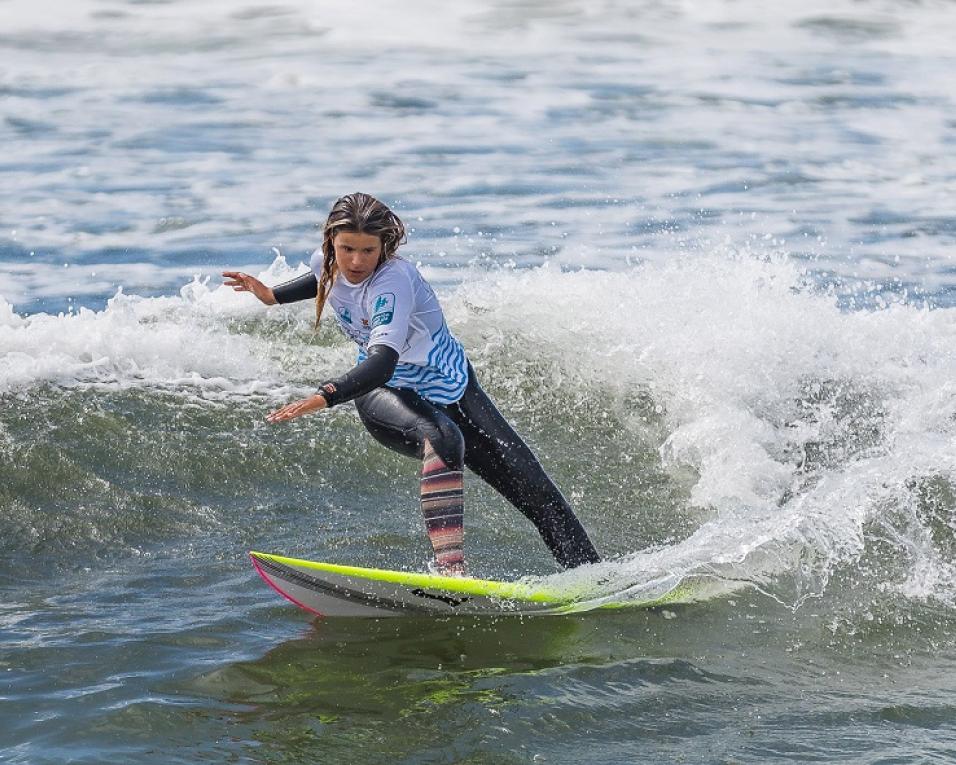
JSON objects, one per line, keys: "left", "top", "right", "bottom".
{"left": 272, "top": 272, "right": 318, "bottom": 304}
{"left": 317, "top": 344, "right": 398, "bottom": 408}
{"left": 365, "top": 269, "right": 414, "bottom": 354}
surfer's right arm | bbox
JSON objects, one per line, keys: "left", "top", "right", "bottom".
{"left": 221, "top": 271, "right": 319, "bottom": 305}
{"left": 267, "top": 344, "right": 399, "bottom": 422}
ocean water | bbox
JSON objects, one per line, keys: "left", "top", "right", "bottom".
{"left": 3, "top": 0, "right": 956, "bottom": 762}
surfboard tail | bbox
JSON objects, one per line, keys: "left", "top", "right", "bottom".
{"left": 250, "top": 552, "right": 326, "bottom": 617}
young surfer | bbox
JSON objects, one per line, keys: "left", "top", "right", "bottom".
{"left": 224, "top": 192, "right": 600, "bottom": 576}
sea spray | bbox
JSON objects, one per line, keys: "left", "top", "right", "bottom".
{"left": 447, "top": 253, "right": 956, "bottom": 607}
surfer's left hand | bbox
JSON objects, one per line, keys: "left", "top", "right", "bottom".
{"left": 266, "top": 394, "right": 328, "bottom": 423}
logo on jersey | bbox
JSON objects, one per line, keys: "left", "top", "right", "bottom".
{"left": 337, "top": 306, "right": 352, "bottom": 324}
{"left": 370, "top": 292, "right": 395, "bottom": 328}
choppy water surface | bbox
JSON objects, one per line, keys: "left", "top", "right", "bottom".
{"left": 3, "top": 1, "right": 956, "bottom": 762}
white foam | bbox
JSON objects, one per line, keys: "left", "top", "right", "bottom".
{"left": 447, "top": 254, "right": 956, "bottom": 606}
{"left": 0, "top": 257, "right": 324, "bottom": 396}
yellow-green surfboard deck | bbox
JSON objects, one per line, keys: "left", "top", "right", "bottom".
{"left": 250, "top": 551, "right": 701, "bottom": 618}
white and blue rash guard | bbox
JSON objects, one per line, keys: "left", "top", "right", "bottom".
{"left": 316, "top": 255, "right": 468, "bottom": 405}
{"left": 270, "top": 256, "right": 468, "bottom": 406}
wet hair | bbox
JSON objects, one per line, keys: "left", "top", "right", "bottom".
{"left": 314, "top": 192, "right": 407, "bottom": 326}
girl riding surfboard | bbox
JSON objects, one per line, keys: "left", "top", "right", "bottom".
{"left": 224, "top": 192, "right": 600, "bottom": 576}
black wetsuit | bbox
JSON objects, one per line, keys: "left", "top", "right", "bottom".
{"left": 274, "top": 272, "right": 600, "bottom": 568}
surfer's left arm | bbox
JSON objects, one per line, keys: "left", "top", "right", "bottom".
{"left": 266, "top": 345, "right": 399, "bottom": 423}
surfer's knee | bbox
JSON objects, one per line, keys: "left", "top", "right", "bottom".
{"left": 420, "top": 418, "right": 465, "bottom": 471}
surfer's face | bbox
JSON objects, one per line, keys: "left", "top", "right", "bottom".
{"left": 334, "top": 231, "right": 383, "bottom": 284}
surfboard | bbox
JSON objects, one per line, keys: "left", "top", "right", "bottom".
{"left": 250, "top": 551, "right": 702, "bottom": 617}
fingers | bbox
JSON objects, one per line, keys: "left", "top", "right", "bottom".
{"left": 266, "top": 395, "right": 325, "bottom": 424}
{"left": 266, "top": 404, "right": 287, "bottom": 423}
{"left": 266, "top": 401, "right": 308, "bottom": 423}
{"left": 222, "top": 271, "right": 250, "bottom": 291}
{"left": 266, "top": 406, "right": 293, "bottom": 423}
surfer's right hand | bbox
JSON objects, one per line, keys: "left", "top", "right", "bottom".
{"left": 222, "top": 271, "right": 277, "bottom": 305}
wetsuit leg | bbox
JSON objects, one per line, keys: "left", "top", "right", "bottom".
{"left": 445, "top": 366, "right": 600, "bottom": 569}
{"left": 355, "top": 387, "right": 465, "bottom": 573}
{"left": 355, "top": 386, "right": 465, "bottom": 468}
